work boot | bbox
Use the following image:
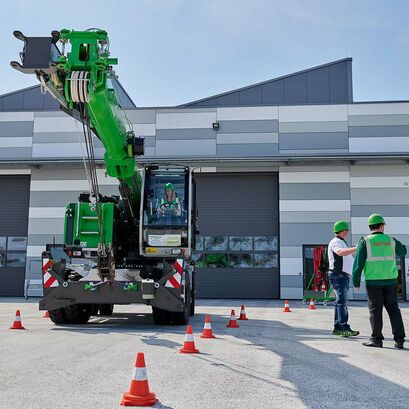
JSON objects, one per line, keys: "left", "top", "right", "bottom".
{"left": 362, "top": 340, "right": 383, "bottom": 348}
{"left": 394, "top": 340, "right": 405, "bottom": 349}
{"left": 340, "top": 326, "right": 360, "bottom": 337}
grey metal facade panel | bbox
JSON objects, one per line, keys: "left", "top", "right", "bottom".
{"left": 216, "top": 143, "right": 279, "bottom": 157}
{"left": 349, "top": 125, "right": 409, "bottom": 138}
{"left": 261, "top": 80, "right": 285, "bottom": 105}
{"left": 280, "top": 183, "right": 350, "bottom": 200}
{"left": 143, "top": 137, "right": 156, "bottom": 147}
{"left": 280, "top": 211, "right": 350, "bottom": 223}
{"left": 124, "top": 109, "right": 156, "bottom": 123}
{"left": 280, "top": 223, "right": 333, "bottom": 246}
{"left": 218, "top": 120, "right": 279, "bottom": 133}
{"left": 284, "top": 73, "right": 307, "bottom": 104}
{"left": 0, "top": 121, "right": 33, "bottom": 137}
{"left": 348, "top": 114, "right": 409, "bottom": 127}
{"left": 155, "top": 139, "right": 216, "bottom": 156}
{"left": 1, "top": 91, "right": 24, "bottom": 111}
{"left": 28, "top": 218, "right": 64, "bottom": 235}
{"left": 279, "top": 121, "right": 348, "bottom": 133}
{"left": 280, "top": 275, "right": 303, "bottom": 287}
{"left": 306, "top": 67, "right": 330, "bottom": 103}
{"left": 158, "top": 108, "right": 216, "bottom": 114}
{"left": 279, "top": 132, "right": 349, "bottom": 150}
{"left": 239, "top": 86, "right": 262, "bottom": 105}
{"left": 351, "top": 188, "right": 409, "bottom": 205}
{"left": 0, "top": 147, "right": 32, "bottom": 158}
{"left": 330, "top": 61, "right": 351, "bottom": 103}
{"left": 350, "top": 165, "right": 409, "bottom": 177}
{"left": 218, "top": 92, "right": 240, "bottom": 106}
{"left": 156, "top": 129, "right": 216, "bottom": 140}
{"left": 281, "top": 287, "right": 303, "bottom": 299}
{"left": 351, "top": 205, "right": 409, "bottom": 217}
{"left": 280, "top": 246, "right": 302, "bottom": 258}
{"left": 33, "top": 132, "right": 83, "bottom": 143}
{"left": 195, "top": 269, "right": 279, "bottom": 298}
{"left": 31, "top": 167, "right": 94, "bottom": 180}
{"left": 352, "top": 234, "right": 409, "bottom": 246}
{"left": 28, "top": 234, "right": 64, "bottom": 245}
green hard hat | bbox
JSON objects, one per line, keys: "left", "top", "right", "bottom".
{"left": 333, "top": 220, "right": 349, "bottom": 233}
{"left": 165, "top": 182, "right": 174, "bottom": 190}
{"left": 368, "top": 213, "right": 385, "bottom": 226}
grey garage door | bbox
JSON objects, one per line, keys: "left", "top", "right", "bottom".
{"left": 194, "top": 173, "right": 279, "bottom": 298}
{"left": 0, "top": 176, "right": 30, "bottom": 296}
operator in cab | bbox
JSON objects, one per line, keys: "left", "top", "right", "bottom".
{"left": 158, "top": 182, "right": 182, "bottom": 216}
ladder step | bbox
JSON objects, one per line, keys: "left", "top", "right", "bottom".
{"left": 80, "top": 232, "right": 99, "bottom": 235}
{"left": 81, "top": 216, "right": 98, "bottom": 220}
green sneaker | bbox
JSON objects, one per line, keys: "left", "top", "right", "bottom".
{"left": 340, "top": 328, "right": 360, "bottom": 337}
{"left": 332, "top": 328, "right": 342, "bottom": 336}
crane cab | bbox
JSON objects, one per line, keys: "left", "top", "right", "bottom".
{"left": 140, "top": 166, "right": 195, "bottom": 259}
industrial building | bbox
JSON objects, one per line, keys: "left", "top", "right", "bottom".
{"left": 0, "top": 57, "right": 408, "bottom": 300}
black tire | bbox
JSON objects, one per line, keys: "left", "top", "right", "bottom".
{"left": 48, "top": 308, "right": 67, "bottom": 324}
{"left": 98, "top": 304, "right": 114, "bottom": 316}
{"left": 89, "top": 304, "right": 99, "bottom": 316}
{"left": 152, "top": 307, "right": 172, "bottom": 325}
{"left": 64, "top": 304, "right": 91, "bottom": 324}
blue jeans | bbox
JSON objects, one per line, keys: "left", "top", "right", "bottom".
{"left": 329, "top": 272, "right": 350, "bottom": 329}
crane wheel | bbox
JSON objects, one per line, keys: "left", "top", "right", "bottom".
{"left": 48, "top": 308, "right": 68, "bottom": 324}
{"left": 64, "top": 304, "right": 91, "bottom": 324}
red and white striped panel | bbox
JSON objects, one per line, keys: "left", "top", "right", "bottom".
{"left": 164, "top": 259, "right": 184, "bottom": 289}
{"left": 42, "top": 258, "right": 59, "bottom": 289}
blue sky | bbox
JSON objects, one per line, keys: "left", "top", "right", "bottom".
{"left": 1, "top": 0, "right": 408, "bottom": 106}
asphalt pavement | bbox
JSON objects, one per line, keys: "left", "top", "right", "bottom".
{"left": 0, "top": 299, "right": 408, "bottom": 409}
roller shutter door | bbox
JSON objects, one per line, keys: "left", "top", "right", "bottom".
{"left": 0, "top": 176, "right": 30, "bottom": 296}
{"left": 194, "top": 173, "right": 279, "bottom": 298}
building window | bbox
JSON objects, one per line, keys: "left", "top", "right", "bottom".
{"left": 0, "top": 237, "right": 27, "bottom": 268}
{"left": 194, "top": 236, "right": 278, "bottom": 269}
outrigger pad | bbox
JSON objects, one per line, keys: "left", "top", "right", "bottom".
{"left": 10, "top": 31, "right": 61, "bottom": 74}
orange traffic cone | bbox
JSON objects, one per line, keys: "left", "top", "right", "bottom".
{"left": 43, "top": 310, "right": 50, "bottom": 318}
{"left": 180, "top": 325, "right": 200, "bottom": 353}
{"left": 120, "top": 352, "right": 157, "bottom": 407}
{"left": 201, "top": 315, "right": 216, "bottom": 339}
{"left": 238, "top": 305, "right": 248, "bottom": 320}
{"left": 309, "top": 299, "right": 316, "bottom": 310}
{"left": 283, "top": 300, "right": 291, "bottom": 313}
{"left": 10, "top": 310, "right": 25, "bottom": 330}
{"left": 321, "top": 281, "right": 327, "bottom": 292}
{"left": 226, "top": 309, "right": 239, "bottom": 328}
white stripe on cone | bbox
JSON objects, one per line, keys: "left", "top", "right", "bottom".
{"left": 204, "top": 323, "right": 211, "bottom": 329}
{"left": 132, "top": 367, "right": 148, "bottom": 381}
{"left": 184, "top": 334, "right": 195, "bottom": 342}
{"left": 15, "top": 316, "right": 21, "bottom": 322}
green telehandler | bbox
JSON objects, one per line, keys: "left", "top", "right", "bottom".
{"left": 11, "top": 29, "right": 196, "bottom": 325}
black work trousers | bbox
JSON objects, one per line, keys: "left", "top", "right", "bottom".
{"left": 366, "top": 284, "right": 406, "bottom": 342}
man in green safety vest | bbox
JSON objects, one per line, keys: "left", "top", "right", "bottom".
{"left": 353, "top": 214, "right": 406, "bottom": 349}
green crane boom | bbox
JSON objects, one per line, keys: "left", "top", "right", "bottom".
{"left": 11, "top": 28, "right": 144, "bottom": 223}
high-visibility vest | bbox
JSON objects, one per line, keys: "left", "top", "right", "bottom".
{"left": 363, "top": 233, "right": 398, "bottom": 280}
